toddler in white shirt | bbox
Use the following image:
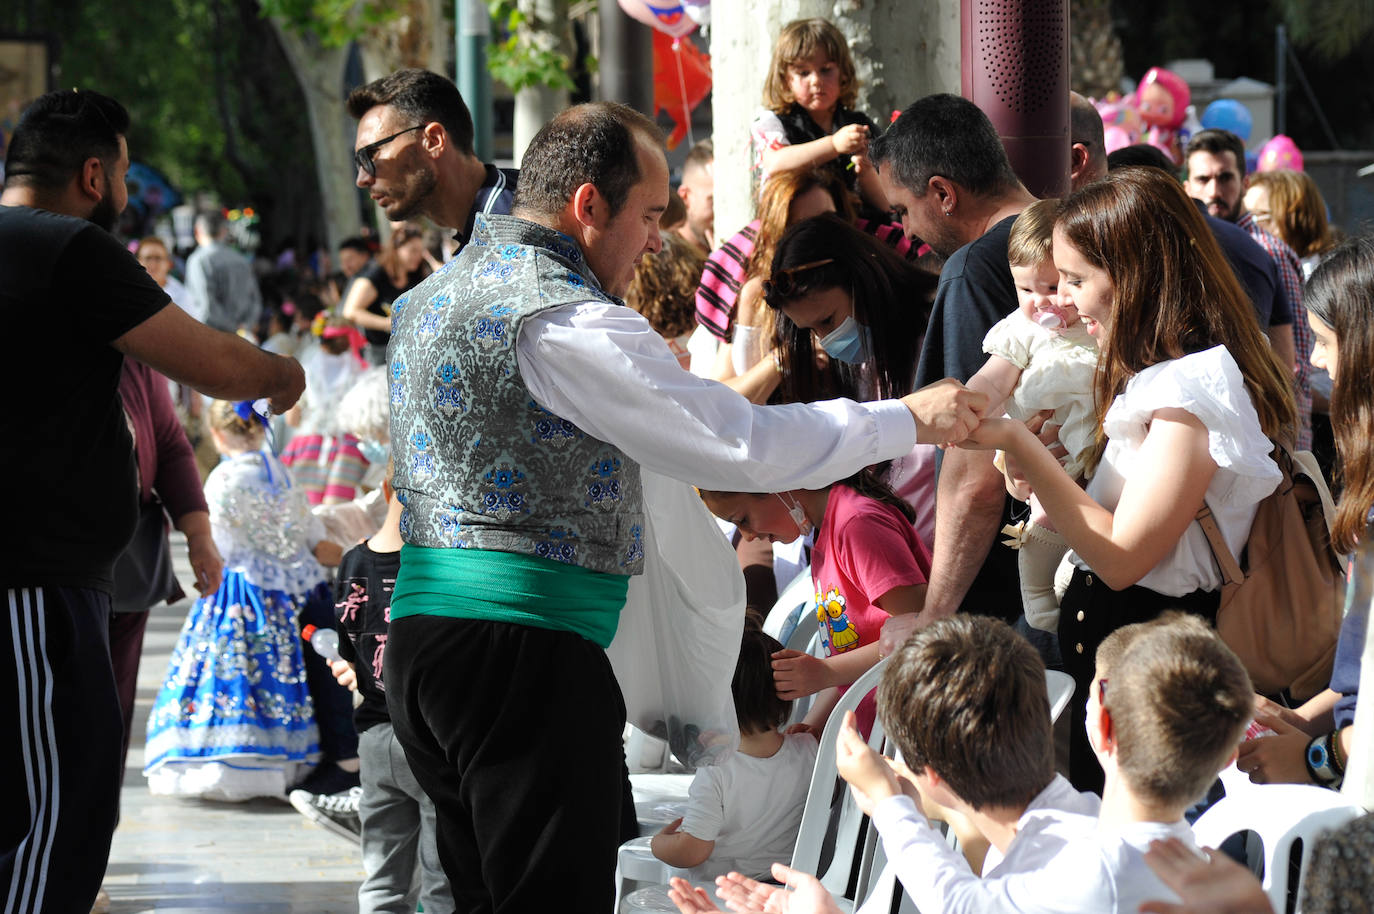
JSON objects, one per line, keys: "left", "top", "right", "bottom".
{"left": 652, "top": 624, "right": 818, "bottom": 880}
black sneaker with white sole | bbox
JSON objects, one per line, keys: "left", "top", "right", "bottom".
{"left": 289, "top": 786, "right": 363, "bottom": 844}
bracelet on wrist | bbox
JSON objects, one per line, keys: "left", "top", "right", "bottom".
{"left": 1329, "top": 727, "right": 1347, "bottom": 777}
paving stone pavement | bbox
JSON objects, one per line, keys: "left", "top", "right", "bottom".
{"left": 104, "top": 533, "right": 366, "bottom": 913}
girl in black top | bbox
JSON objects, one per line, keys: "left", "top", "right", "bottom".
{"left": 341, "top": 223, "right": 431, "bottom": 364}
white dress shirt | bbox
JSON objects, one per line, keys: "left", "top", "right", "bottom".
{"left": 870, "top": 793, "right": 1198, "bottom": 914}
{"left": 517, "top": 301, "right": 918, "bottom": 493}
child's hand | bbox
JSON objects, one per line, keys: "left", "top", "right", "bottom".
{"left": 771, "top": 649, "right": 833, "bottom": 700}
{"left": 785, "top": 722, "right": 819, "bottom": 739}
{"left": 658, "top": 816, "right": 685, "bottom": 837}
{"left": 713, "top": 864, "right": 845, "bottom": 914}
{"left": 667, "top": 877, "right": 723, "bottom": 913}
{"left": 831, "top": 123, "right": 869, "bottom": 156}
{"left": 329, "top": 658, "right": 357, "bottom": 691}
{"left": 835, "top": 711, "right": 900, "bottom": 816}
{"left": 1139, "top": 839, "right": 1273, "bottom": 914}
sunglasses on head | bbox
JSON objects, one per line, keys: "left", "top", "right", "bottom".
{"left": 353, "top": 124, "right": 425, "bottom": 177}
{"left": 762, "top": 258, "right": 836, "bottom": 302}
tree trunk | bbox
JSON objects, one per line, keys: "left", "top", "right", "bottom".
{"left": 709, "top": 0, "right": 959, "bottom": 238}
{"left": 358, "top": 0, "right": 450, "bottom": 81}
{"left": 270, "top": 22, "right": 362, "bottom": 258}
{"left": 1069, "top": 0, "right": 1124, "bottom": 98}
{"left": 513, "top": 0, "right": 573, "bottom": 165}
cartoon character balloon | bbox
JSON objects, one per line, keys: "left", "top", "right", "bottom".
{"left": 1094, "top": 91, "right": 1142, "bottom": 153}
{"left": 1258, "top": 135, "right": 1304, "bottom": 172}
{"left": 617, "top": 0, "right": 698, "bottom": 38}
{"left": 1136, "top": 67, "right": 1191, "bottom": 164}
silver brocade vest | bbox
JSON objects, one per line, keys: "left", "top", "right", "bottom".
{"left": 387, "top": 214, "right": 645, "bottom": 576}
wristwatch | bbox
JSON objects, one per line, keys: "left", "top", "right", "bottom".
{"left": 1305, "top": 731, "right": 1344, "bottom": 788}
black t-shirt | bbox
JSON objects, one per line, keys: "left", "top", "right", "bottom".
{"left": 1205, "top": 212, "right": 1285, "bottom": 328}
{"left": 357, "top": 261, "right": 427, "bottom": 349}
{"left": 1, "top": 205, "right": 169, "bottom": 592}
{"left": 913, "top": 215, "right": 1023, "bottom": 622}
{"left": 333, "top": 541, "right": 399, "bottom": 733}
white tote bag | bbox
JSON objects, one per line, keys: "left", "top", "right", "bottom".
{"left": 608, "top": 469, "right": 745, "bottom": 767}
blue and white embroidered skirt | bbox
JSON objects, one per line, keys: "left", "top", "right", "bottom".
{"left": 144, "top": 571, "right": 326, "bottom": 800}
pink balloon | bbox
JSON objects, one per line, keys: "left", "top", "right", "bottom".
{"left": 616, "top": 0, "right": 698, "bottom": 38}
{"left": 1102, "top": 125, "right": 1134, "bottom": 154}
{"left": 1258, "top": 135, "right": 1303, "bottom": 172}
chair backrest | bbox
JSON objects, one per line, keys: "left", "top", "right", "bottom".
{"left": 792, "top": 656, "right": 890, "bottom": 899}
{"left": 1191, "top": 783, "right": 1365, "bottom": 914}
{"left": 1046, "top": 669, "right": 1075, "bottom": 724}
{"left": 764, "top": 565, "right": 814, "bottom": 648}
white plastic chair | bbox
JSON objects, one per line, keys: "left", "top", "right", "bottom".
{"left": 764, "top": 565, "right": 814, "bottom": 649}
{"left": 790, "top": 656, "right": 891, "bottom": 911}
{"left": 1191, "top": 782, "right": 1365, "bottom": 914}
{"left": 1045, "top": 669, "right": 1075, "bottom": 724}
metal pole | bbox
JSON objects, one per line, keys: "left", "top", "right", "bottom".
{"left": 1276, "top": 24, "right": 1287, "bottom": 138}
{"left": 456, "top": 0, "right": 494, "bottom": 161}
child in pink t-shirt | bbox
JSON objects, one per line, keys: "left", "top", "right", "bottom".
{"left": 701, "top": 470, "right": 930, "bottom": 735}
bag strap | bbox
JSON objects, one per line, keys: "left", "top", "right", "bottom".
{"left": 1194, "top": 442, "right": 1295, "bottom": 586}
{"left": 1195, "top": 502, "right": 1244, "bottom": 586}
{"left": 1290, "top": 448, "right": 1338, "bottom": 535}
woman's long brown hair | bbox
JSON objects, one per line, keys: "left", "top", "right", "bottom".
{"left": 1306, "top": 236, "right": 1374, "bottom": 553}
{"left": 1056, "top": 167, "right": 1296, "bottom": 471}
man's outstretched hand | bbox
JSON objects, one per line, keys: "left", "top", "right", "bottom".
{"left": 901, "top": 379, "right": 988, "bottom": 447}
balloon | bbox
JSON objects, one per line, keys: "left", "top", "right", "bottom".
{"left": 1136, "top": 67, "right": 1190, "bottom": 130}
{"left": 1258, "top": 135, "right": 1303, "bottom": 172}
{"left": 1103, "top": 125, "right": 1134, "bottom": 154}
{"left": 682, "top": 0, "right": 710, "bottom": 27}
{"left": 1201, "top": 99, "right": 1253, "bottom": 143}
{"left": 617, "top": 0, "right": 697, "bottom": 38}
{"left": 652, "top": 30, "right": 712, "bottom": 149}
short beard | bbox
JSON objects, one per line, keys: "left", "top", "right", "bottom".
{"left": 88, "top": 176, "right": 118, "bottom": 232}
{"left": 384, "top": 153, "right": 438, "bottom": 222}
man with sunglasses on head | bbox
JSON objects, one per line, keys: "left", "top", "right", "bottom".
{"left": 0, "top": 88, "right": 304, "bottom": 914}
{"left": 348, "top": 68, "right": 517, "bottom": 252}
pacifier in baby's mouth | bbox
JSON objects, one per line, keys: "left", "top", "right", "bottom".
{"left": 1035, "top": 308, "right": 1066, "bottom": 330}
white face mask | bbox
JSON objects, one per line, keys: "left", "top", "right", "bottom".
{"left": 776, "top": 492, "right": 813, "bottom": 536}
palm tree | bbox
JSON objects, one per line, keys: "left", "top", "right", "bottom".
{"left": 1070, "top": 0, "right": 1124, "bottom": 98}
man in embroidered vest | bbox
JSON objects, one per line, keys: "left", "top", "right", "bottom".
{"left": 378, "top": 101, "right": 988, "bottom": 912}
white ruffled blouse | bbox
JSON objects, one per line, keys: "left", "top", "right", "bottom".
{"left": 1069, "top": 345, "right": 1281, "bottom": 596}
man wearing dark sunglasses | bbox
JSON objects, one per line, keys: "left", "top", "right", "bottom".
{"left": 347, "top": 69, "right": 516, "bottom": 248}
{"left": 0, "top": 88, "right": 305, "bottom": 914}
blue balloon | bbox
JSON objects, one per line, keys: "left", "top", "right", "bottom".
{"left": 1201, "top": 99, "right": 1253, "bottom": 143}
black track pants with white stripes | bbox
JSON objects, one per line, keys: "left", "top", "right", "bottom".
{"left": 2, "top": 586, "right": 122, "bottom": 914}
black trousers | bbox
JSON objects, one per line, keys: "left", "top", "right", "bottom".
{"left": 1058, "top": 568, "right": 1219, "bottom": 794}
{"left": 2, "top": 585, "right": 123, "bottom": 914}
{"left": 385, "top": 615, "right": 637, "bottom": 914}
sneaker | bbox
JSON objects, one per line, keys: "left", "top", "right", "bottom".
{"left": 290, "top": 760, "right": 362, "bottom": 797}
{"left": 289, "top": 786, "right": 362, "bottom": 844}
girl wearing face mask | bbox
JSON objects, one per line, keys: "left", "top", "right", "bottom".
{"left": 762, "top": 214, "right": 939, "bottom": 545}
{"left": 710, "top": 169, "right": 855, "bottom": 404}
{"left": 700, "top": 468, "right": 930, "bottom": 738}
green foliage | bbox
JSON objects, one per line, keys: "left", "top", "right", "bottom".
{"left": 1273, "top": 0, "right": 1374, "bottom": 61}
{"left": 486, "top": 0, "right": 579, "bottom": 93}
{"left": 12, "top": 0, "right": 324, "bottom": 248}
{"left": 257, "top": 0, "right": 401, "bottom": 48}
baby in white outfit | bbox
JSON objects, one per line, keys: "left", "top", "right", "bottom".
{"left": 967, "top": 200, "right": 1099, "bottom": 629}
